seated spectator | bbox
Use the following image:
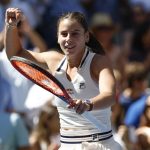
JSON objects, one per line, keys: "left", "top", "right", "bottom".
{"left": 118, "top": 62, "right": 150, "bottom": 149}
{"left": 118, "top": 62, "right": 150, "bottom": 150}
{"left": 119, "top": 62, "right": 149, "bottom": 117}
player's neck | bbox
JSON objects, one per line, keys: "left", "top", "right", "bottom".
{"left": 67, "top": 48, "right": 87, "bottom": 69}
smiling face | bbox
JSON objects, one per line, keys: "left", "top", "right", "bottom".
{"left": 57, "top": 18, "right": 89, "bottom": 58}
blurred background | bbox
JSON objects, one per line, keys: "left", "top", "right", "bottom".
{"left": 0, "top": 0, "right": 150, "bottom": 149}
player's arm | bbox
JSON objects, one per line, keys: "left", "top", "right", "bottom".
{"left": 71, "top": 54, "right": 116, "bottom": 114}
{"left": 90, "top": 54, "right": 116, "bottom": 110}
{"left": 4, "top": 8, "right": 63, "bottom": 72}
{"left": 4, "top": 8, "right": 28, "bottom": 58}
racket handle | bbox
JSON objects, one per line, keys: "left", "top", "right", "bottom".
{"left": 82, "top": 111, "right": 106, "bottom": 131}
{"left": 61, "top": 98, "right": 106, "bottom": 131}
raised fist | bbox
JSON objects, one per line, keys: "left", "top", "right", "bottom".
{"left": 5, "top": 8, "right": 25, "bottom": 26}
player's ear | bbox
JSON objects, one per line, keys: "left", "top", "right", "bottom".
{"left": 57, "top": 38, "right": 60, "bottom": 44}
{"left": 57, "top": 33, "right": 59, "bottom": 44}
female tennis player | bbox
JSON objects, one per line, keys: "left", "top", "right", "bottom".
{"left": 4, "top": 8, "right": 122, "bottom": 150}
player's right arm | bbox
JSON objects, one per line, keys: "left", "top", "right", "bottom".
{"left": 4, "top": 8, "right": 43, "bottom": 63}
{"left": 4, "top": 8, "right": 63, "bottom": 72}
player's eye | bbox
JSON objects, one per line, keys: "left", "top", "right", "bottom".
{"left": 72, "top": 32, "right": 80, "bottom": 36}
{"left": 61, "top": 32, "right": 68, "bottom": 37}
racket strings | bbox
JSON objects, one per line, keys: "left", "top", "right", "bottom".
{"left": 14, "top": 61, "right": 64, "bottom": 96}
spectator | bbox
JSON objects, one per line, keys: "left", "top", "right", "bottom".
{"left": 90, "top": 13, "right": 127, "bottom": 76}
{"left": 124, "top": 96, "right": 149, "bottom": 128}
{"left": 24, "top": 83, "right": 55, "bottom": 130}
{"left": 119, "top": 62, "right": 149, "bottom": 117}
{"left": 29, "top": 102, "right": 60, "bottom": 150}
{"left": 116, "top": 62, "right": 150, "bottom": 150}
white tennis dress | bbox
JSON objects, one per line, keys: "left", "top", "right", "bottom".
{"left": 54, "top": 47, "right": 122, "bottom": 150}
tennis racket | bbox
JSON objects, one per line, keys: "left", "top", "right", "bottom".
{"left": 10, "top": 56, "right": 106, "bottom": 131}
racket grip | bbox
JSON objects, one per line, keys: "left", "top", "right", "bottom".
{"left": 82, "top": 111, "right": 106, "bottom": 131}
{"left": 61, "top": 98, "right": 106, "bottom": 131}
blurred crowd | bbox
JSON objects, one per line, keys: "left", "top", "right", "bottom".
{"left": 0, "top": 0, "right": 150, "bottom": 150}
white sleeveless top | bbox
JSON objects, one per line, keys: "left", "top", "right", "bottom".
{"left": 54, "top": 48, "right": 112, "bottom": 136}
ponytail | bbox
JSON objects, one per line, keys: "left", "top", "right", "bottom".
{"left": 86, "top": 32, "right": 105, "bottom": 55}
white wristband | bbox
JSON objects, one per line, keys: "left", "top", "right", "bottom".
{"left": 85, "top": 100, "right": 93, "bottom": 111}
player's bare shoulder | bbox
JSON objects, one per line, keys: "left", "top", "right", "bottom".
{"left": 91, "top": 53, "right": 112, "bottom": 80}
{"left": 42, "top": 49, "right": 64, "bottom": 73}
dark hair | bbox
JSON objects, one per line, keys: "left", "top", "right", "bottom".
{"left": 125, "top": 62, "right": 148, "bottom": 88}
{"left": 57, "top": 12, "right": 105, "bottom": 55}
{"left": 132, "top": 20, "right": 150, "bottom": 52}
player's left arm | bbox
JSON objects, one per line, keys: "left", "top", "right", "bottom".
{"left": 90, "top": 54, "right": 116, "bottom": 110}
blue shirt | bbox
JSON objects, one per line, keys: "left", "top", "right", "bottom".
{"left": 124, "top": 94, "right": 149, "bottom": 128}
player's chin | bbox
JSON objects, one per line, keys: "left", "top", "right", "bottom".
{"left": 65, "top": 49, "right": 75, "bottom": 56}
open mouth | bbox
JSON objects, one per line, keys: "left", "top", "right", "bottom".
{"left": 65, "top": 45, "right": 76, "bottom": 52}
{"left": 65, "top": 45, "right": 75, "bottom": 49}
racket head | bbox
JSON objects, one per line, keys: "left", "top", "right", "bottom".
{"left": 10, "top": 56, "right": 74, "bottom": 106}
